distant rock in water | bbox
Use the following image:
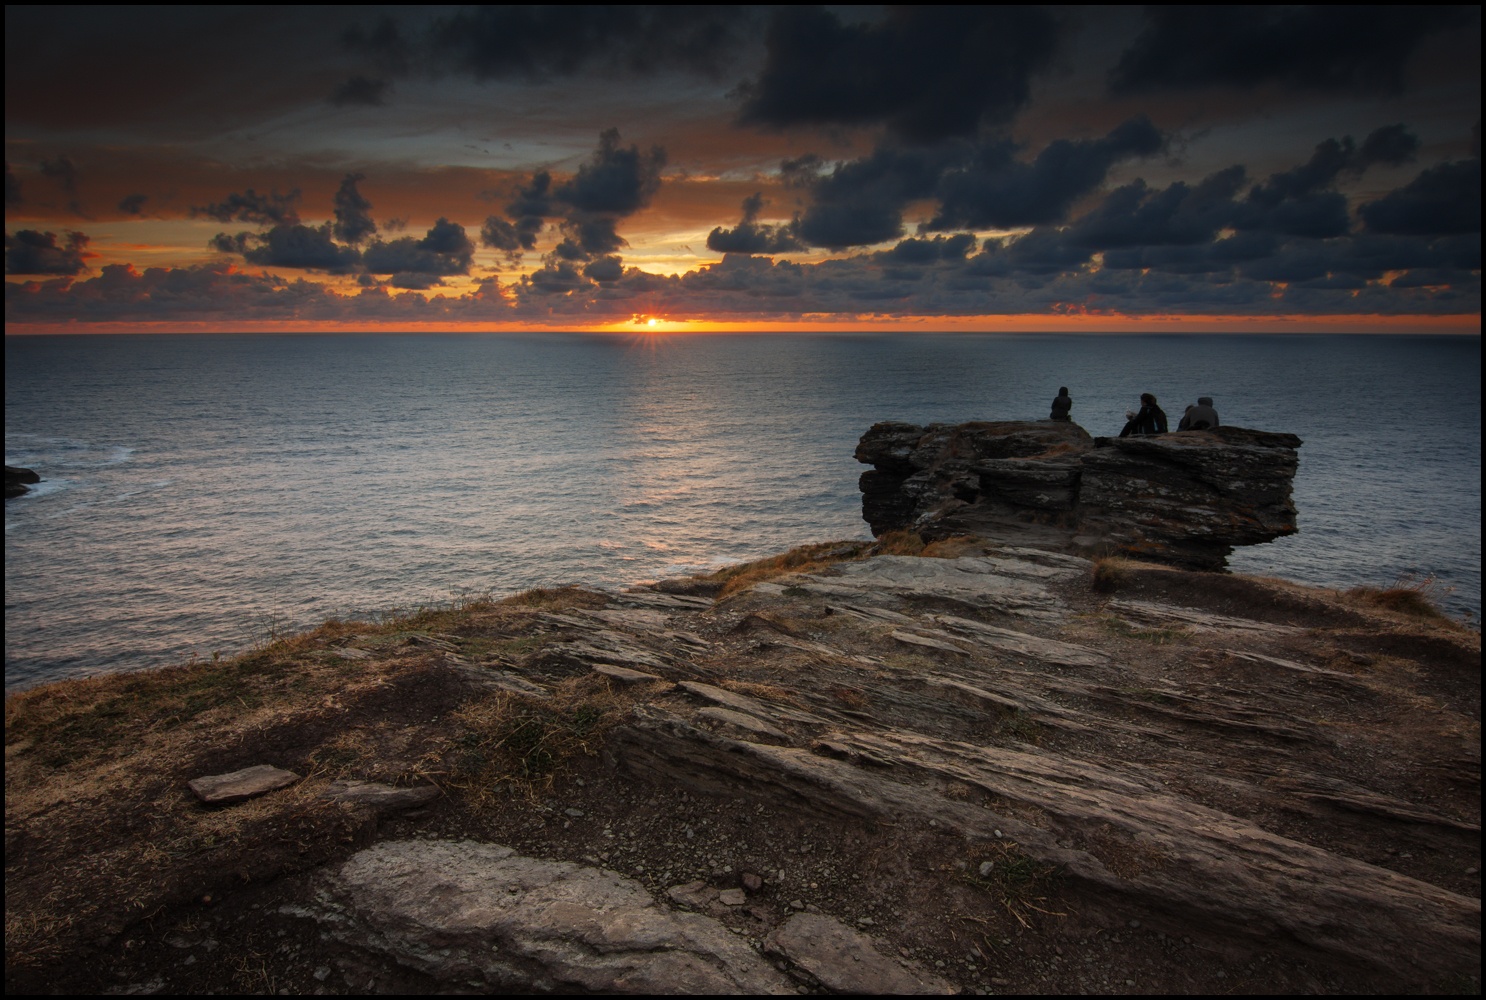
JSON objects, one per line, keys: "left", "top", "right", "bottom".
{"left": 856, "top": 420, "right": 1302, "bottom": 570}
{"left": 6, "top": 465, "right": 41, "bottom": 500}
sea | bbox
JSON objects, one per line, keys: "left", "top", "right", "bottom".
{"left": 5, "top": 332, "right": 1481, "bottom": 691}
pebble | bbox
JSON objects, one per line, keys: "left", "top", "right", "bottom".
{"left": 564, "top": 808, "right": 584, "bottom": 818}
{"left": 978, "top": 861, "right": 995, "bottom": 877}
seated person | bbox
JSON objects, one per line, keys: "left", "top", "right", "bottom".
{"left": 1178, "top": 396, "right": 1220, "bottom": 431}
{"left": 1119, "top": 393, "right": 1168, "bottom": 436}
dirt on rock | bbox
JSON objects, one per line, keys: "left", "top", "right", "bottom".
{"left": 5, "top": 540, "right": 1480, "bottom": 995}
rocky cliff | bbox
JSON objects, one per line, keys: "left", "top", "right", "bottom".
{"left": 857, "top": 420, "right": 1302, "bottom": 570}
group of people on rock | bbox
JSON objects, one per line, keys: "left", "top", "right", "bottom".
{"left": 1047, "top": 387, "right": 1220, "bottom": 436}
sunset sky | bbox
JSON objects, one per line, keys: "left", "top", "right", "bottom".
{"left": 4, "top": 5, "right": 1480, "bottom": 333}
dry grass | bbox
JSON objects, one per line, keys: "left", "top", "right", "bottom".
{"left": 705, "top": 539, "right": 875, "bottom": 598}
{"left": 1346, "top": 574, "right": 1457, "bottom": 624}
{"left": 447, "top": 676, "right": 632, "bottom": 804}
{"left": 497, "top": 585, "right": 611, "bottom": 611}
{"left": 962, "top": 840, "right": 1067, "bottom": 929}
{"left": 718, "top": 680, "right": 807, "bottom": 708}
{"left": 1090, "top": 556, "right": 1135, "bottom": 593}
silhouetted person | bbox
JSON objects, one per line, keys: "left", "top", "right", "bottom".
{"left": 1119, "top": 393, "right": 1168, "bottom": 437}
{"left": 1050, "top": 386, "right": 1072, "bottom": 422}
{"left": 1177, "top": 396, "right": 1220, "bottom": 431}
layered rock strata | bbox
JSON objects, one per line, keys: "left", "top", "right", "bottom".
{"left": 856, "top": 420, "right": 1302, "bottom": 570}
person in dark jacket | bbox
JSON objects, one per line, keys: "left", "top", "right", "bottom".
{"left": 1119, "top": 393, "right": 1168, "bottom": 437}
{"left": 1177, "top": 396, "right": 1220, "bottom": 431}
{"left": 1050, "top": 386, "right": 1073, "bottom": 421}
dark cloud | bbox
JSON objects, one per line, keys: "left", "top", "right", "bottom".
{"left": 6, "top": 229, "right": 91, "bottom": 275}
{"left": 192, "top": 188, "right": 301, "bottom": 226}
{"left": 928, "top": 116, "right": 1164, "bottom": 231}
{"left": 797, "top": 144, "right": 958, "bottom": 248}
{"left": 883, "top": 233, "right": 977, "bottom": 264}
{"left": 505, "top": 170, "right": 553, "bottom": 250}
{"left": 737, "top": 7, "right": 1060, "bottom": 143}
{"left": 117, "top": 193, "right": 148, "bottom": 215}
{"left": 1110, "top": 6, "right": 1475, "bottom": 95}
{"left": 1067, "top": 167, "right": 1247, "bottom": 249}
{"left": 1357, "top": 124, "right": 1421, "bottom": 169}
{"left": 525, "top": 260, "right": 593, "bottom": 295}
{"left": 560, "top": 215, "right": 625, "bottom": 259}
{"left": 363, "top": 218, "right": 474, "bottom": 276}
{"left": 332, "top": 173, "right": 376, "bottom": 244}
{"left": 553, "top": 128, "right": 665, "bottom": 216}
{"left": 480, "top": 216, "right": 523, "bottom": 260}
{"left": 237, "top": 223, "right": 361, "bottom": 273}
{"left": 6, "top": 162, "right": 21, "bottom": 206}
{"left": 583, "top": 255, "right": 623, "bottom": 283}
{"left": 706, "top": 193, "right": 805, "bottom": 255}
{"left": 38, "top": 155, "right": 85, "bottom": 215}
{"left": 426, "top": 6, "right": 753, "bottom": 80}
{"left": 1359, "top": 158, "right": 1483, "bottom": 235}
{"left": 341, "top": 15, "right": 413, "bottom": 77}
{"left": 329, "top": 75, "right": 391, "bottom": 108}
{"left": 39, "top": 155, "right": 78, "bottom": 194}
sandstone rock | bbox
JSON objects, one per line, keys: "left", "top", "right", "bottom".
{"left": 304, "top": 840, "right": 792, "bottom": 994}
{"left": 187, "top": 765, "right": 300, "bottom": 804}
{"left": 855, "top": 420, "right": 1302, "bottom": 570}
{"left": 321, "top": 780, "right": 439, "bottom": 811}
{"left": 594, "top": 663, "right": 666, "bottom": 684}
{"left": 764, "top": 912, "right": 955, "bottom": 994}
{"left": 304, "top": 843, "right": 790, "bottom": 992}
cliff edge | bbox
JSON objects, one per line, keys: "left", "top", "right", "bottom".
{"left": 857, "top": 420, "right": 1302, "bottom": 570}
{"left": 5, "top": 433, "right": 1479, "bottom": 996}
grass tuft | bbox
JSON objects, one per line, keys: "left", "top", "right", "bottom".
{"left": 1346, "top": 574, "right": 1455, "bottom": 623}
{"left": 448, "top": 676, "right": 628, "bottom": 803}
{"left": 1091, "top": 556, "right": 1135, "bottom": 594}
{"left": 962, "top": 840, "right": 1067, "bottom": 928}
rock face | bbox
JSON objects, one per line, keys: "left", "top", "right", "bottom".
{"left": 5, "top": 465, "right": 41, "bottom": 500}
{"left": 856, "top": 420, "right": 1302, "bottom": 569}
{"left": 303, "top": 840, "right": 795, "bottom": 994}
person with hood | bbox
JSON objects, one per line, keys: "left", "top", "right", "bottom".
{"left": 1050, "top": 386, "right": 1073, "bottom": 422}
{"left": 1119, "top": 393, "right": 1168, "bottom": 437}
{"left": 1178, "top": 396, "right": 1220, "bottom": 431}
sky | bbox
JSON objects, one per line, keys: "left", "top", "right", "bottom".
{"left": 4, "top": 5, "right": 1481, "bottom": 333}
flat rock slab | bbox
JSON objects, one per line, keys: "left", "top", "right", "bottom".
{"left": 764, "top": 912, "right": 955, "bottom": 994}
{"left": 306, "top": 840, "right": 793, "bottom": 994}
{"left": 594, "top": 663, "right": 665, "bottom": 685}
{"left": 188, "top": 765, "right": 300, "bottom": 805}
{"left": 321, "top": 780, "right": 439, "bottom": 811}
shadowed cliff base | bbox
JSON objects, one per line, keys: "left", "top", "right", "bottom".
{"left": 5, "top": 533, "right": 1478, "bottom": 994}
{"left": 856, "top": 420, "right": 1302, "bottom": 571}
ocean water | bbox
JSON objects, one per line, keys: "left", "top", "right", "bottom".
{"left": 5, "top": 332, "right": 1480, "bottom": 690}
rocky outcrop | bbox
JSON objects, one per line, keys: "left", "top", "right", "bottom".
{"left": 7, "top": 503, "right": 1479, "bottom": 995}
{"left": 856, "top": 420, "right": 1302, "bottom": 569}
{"left": 300, "top": 841, "right": 796, "bottom": 994}
{"left": 5, "top": 465, "right": 40, "bottom": 500}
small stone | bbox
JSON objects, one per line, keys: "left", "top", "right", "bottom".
{"left": 994, "top": 829, "right": 1003, "bottom": 839}
{"left": 564, "top": 808, "right": 585, "bottom": 818}
{"left": 742, "top": 872, "right": 763, "bottom": 892}
{"left": 857, "top": 917, "right": 875, "bottom": 927}
{"left": 978, "top": 861, "right": 995, "bottom": 878}
{"left": 718, "top": 888, "right": 748, "bottom": 906}
{"left": 188, "top": 765, "right": 300, "bottom": 805}
{"left": 790, "top": 899, "right": 806, "bottom": 910}
{"left": 313, "top": 967, "right": 331, "bottom": 982}
{"left": 1129, "top": 919, "right": 1140, "bottom": 929}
